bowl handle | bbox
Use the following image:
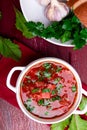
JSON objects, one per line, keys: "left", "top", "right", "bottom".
{"left": 73, "top": 88, "right": 87, "bottom": 115}
{"left": 6, "top": 67, "right": 25, "bottom": 93}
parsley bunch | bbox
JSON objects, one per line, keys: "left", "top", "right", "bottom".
{"left": 25, "top": 12, "right": 87, "bottom": 49}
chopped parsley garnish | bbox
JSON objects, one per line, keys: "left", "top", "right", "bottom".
{"left": 52, "top": 96, "right": 61, "bottom": 101}
{"left": 38, "top": 99, "right": 50, "bottom": 106}
{"left": 27, "top": 106, "right": 35, "bottom": 112}
{"left": 44, "top": 111, "right": 49, "bottom": 115}
{"left": 72, "top": 85, "right": 77, "bottom": 92}
{"left": 42, "top": 88, "right": 50, "bottom": 93}
{"left": 25, "top": 75, "right": 30, "bottom": 79}
{"left": 24, "top": 99, "right": 35, "bottom": 112}
{"left": 43, "top": 63, "right": 51, "bottom": 69}
{"left": 32, "top": 88, "right": 39, "bottom": 93}
{"left": 43, "top": 71, "right": 51, "bottom": 78}
{"left": 53, "top": 78, "right": 61, "bottom": 84}
{"left": 27, "top": 98, "right": 32, "bottom": 102}
{"left": 27, "top": 79, "right": 31, "bottom": 83}
{"left": 35, "top": 71, "right": 41, "bottom": 77}
{"left": 38, "top": 99, "right": 44, "bottom": 105}
{"left": 44, "top": 99, "right": 50, "bottom": 106}
{"left": 56, "top": 84, "right": 63, "bottom": 90}
{"left": 56, "top": 67, "right": 62, "bottom": 72}
{"left": 51, "top": 89, "right": 56, "bottom": 95}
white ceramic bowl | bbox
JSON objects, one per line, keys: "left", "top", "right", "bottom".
{"left": 6, "top": 57, "right": 87, "bottom": 124}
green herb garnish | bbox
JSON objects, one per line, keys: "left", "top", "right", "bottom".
{"left": 43, "top": 71, "right": 51, "bottom": 78}
{"left": 44, "top": 111, "right": 49, "bottom": 115}
{"left": 51, "top": 89, "right": 56, "bottom": 95}
{"left": 52, "top": 96, "right": 61, "bottom": 101}
{"left": 27, "top": 106, "right": 35, "bottom": 112}
{"left": 43, "top": 63, "right": 51, "bottom": 69}
{"left": 56, "top": 67, "right": 62, "bottom": 72}
{"left": 38, "top": 99, "right": 44, "bottom": 105}
{"left": 42, "top": 88, "right": 50, "bottom": 93}
{"left": 24, "top": 99, "right": 35, "bottom": 112}
{"left": 56, "top": 84, "right": 63, "bottom": 91}
{"left": 32, "top": 88, "right": 39, "bottom": 93}
{"left": 53, "top": 78, "right": 61, "bottom": 84}
{"left": 38, "top": 99, "right": 50, "bottom": 106}
{"left": 25, "top": 75, "right": 30, "bottom": 79}
{"left": 72, "top": 85, "right": 77, "bottom": 92}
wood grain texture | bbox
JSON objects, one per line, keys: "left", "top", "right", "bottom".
{"left": 0, "top": 98, "right": 50, "bottom": 130}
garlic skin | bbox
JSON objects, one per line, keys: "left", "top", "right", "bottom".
{"left": 45, "top": 0, "right": 69, "bottom": 21}
{"left": 38, "top": 0, "right": 51, "bottom": 6}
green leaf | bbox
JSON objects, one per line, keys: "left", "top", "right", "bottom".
{"left": 71, "top": 15, "right": 80, "bottom": 24}
{"left": 15, "top": 9, "right": 34, "bottom": 38}
{"left": 0, "top": 36, "right": 21, "bottom": 61}
{"left": 51, "top": 116, "right": 71, "bottom": 130}
{"left": 68, "top": 115, "right": 87, "bottom": 130}
{"left": 80, "top": 28, "right": 87, "bottom": 39}
{"left": 72, "top": 32, "right": 86, "bottom": 49}
{"left": 79, "top": 96, "right": 87, "bottom": 115}
{"left": 25, "top": 21, "right": 44, "bottom": 36}
{"left": 62, "top": 19, "right": 72, "bottom": 31}
{"left": 60, "top": 31, "right": 71, "bottom": 43}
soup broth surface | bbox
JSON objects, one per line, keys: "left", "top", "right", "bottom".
{"left": 20, "top": 61, "right": 77, "bottom": 118}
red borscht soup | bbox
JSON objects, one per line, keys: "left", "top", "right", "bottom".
{"left": 20, "top": 61, "right": 77, "bottom": 118}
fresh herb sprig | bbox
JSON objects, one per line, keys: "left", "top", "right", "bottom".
{"left": 25, "top": 12, "right": 87, "bottom": 49}
{"left": 0, "top": 36, "right": 21, "bottom": 61}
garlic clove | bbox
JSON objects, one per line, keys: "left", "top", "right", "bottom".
{"left": 45, "top": 0, "right": 69, "bottom": 21}
{"left": 38, "top": 0, "right": 51, "bottom": 6}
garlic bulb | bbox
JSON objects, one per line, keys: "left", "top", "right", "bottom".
{"left": 38, "top": 0, "right": 51, "bottom": 6}
{"left": 45, "top": 0, "right": 69, "bottom": 21}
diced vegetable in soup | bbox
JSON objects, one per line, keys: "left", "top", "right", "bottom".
{"left": 20, "top": 61, "right": 78, "bottom": 118}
